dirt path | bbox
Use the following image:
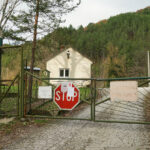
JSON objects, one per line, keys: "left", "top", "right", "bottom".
{"left": 3, "top": 113, "right": 150, "bottom": 149}
{"left": 3, "top": 88, "right": 150, "bottom": 150}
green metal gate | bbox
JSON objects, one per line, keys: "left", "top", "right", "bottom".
{"left": 1, "top": 46, "right": 150, "bottom": 125}
{"left": 94, "top": 77, "right": 150, "bottom": 125}
{"left": 0, "top": 46, "right": 24, "bottom": 118}
{"left": 2, "top": 57, "right": 148, "bottom": 126}
{"left": 23, "top": 73, "right": 150, "bottom": 125}
{"left": 24, "top": 72, "right": 95, "bottom": 121}
{"left": 0, "top": 75, "right": 20, "bottom": 117}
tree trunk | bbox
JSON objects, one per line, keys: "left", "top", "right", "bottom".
{"left": 28, "top": 0, "right": 40, "bottom": 110}
{"left": 0, "top": 28, "right": 3, "bottom": 97}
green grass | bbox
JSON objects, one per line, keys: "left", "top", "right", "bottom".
{"left": 37, "top": 101, "right": 59, "bottom": 116}
{"left": 0, "top": 84, "right": 18, "bottom": 115}
{"left": 34, "top": 119, "right": 49, "bottom": 124}
{"left": 0, "top": 85, "right": 18, "bottom": 93}
{"left": 79, "top": 87, "right": 91, "bottom": 101}
{"left": 0, "top": 98, "right": 17, "bottom": 114}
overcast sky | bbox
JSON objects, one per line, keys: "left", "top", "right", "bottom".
{"left": 61, "top": 0, "right": 150, "bottom": 28}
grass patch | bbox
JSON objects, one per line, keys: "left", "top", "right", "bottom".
{"left": 0, "top": 98, "right": 17, "bottom": 114}
{"left": 1, "top": 85, "right": 18, "bottom": 93}
{"left": 34, "top": 119, "right": 49, "bottom": 124}
{"left": 0, "top": 117, "right": 54, "bottom": 149}
{"left": 79, "top": 87, "right": 91, "bottom": 101}
{"left": 30, "top": 101, "right": 59, "bottom": 116}
{"left": 0, "top": 118, "right": 51, "bottom": 137}
{"left": 0, "top": 119, "right": 23, "bottom": 136}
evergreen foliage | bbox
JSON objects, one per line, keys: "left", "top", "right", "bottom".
{"left": 44, "top": 7, "right": 150, "bottom": 77}
{"left": 3, "top": 7, "right": 150, "bottom": 79}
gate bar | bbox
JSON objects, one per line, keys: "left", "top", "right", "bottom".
{"left": 93, "top": 80, "right": 96, "bottom": 121}
{"left": 26, "top": 71, "right": 52, "bottom": 85}
{"left": 26, "top": 115, "right": 91, "bottom": 121}
{"left": 0, "top": 74, "right": 19, "bottom": 103}
{"left": 40, "top": 76, "right": 150, "bottom": 81}
{"left": 0, "top": 45, "right": 22, "bottom": 49}
{"left": 95, "top": 120, "right": 150, "bottom": 125}
{"left": 95, "top": 98, "right": 110, "bottom": 106}
{"left": 95, "top": 76, "right": 150, "bottom": 81}
{"left": 81, "top": 99, "right": 91, "bottom": 104}
{"left": 20, "top": 47, "right": 24, "bottom": 118}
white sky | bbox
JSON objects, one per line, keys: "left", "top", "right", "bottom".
{"left": 61, "top": 0, "right": 150, "bottom": 28}
{"left": 4, "top": 0, "right": 150, "bottom": 44}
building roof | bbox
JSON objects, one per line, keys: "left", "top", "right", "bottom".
{"left": 24, "top": 66, "right": 41, "bottom": 71}
{"left": 47, "top": 47, "right": 93, "bottom": 64}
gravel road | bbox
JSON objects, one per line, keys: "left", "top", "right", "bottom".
{"left": 3, "top": 88, "right": 150, "bottom": 150}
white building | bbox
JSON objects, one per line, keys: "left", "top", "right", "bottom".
{"left": 46, "top": 48, "right": 93, "bottom": 86}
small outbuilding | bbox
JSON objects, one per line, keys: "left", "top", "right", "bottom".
{"left": 46, "top": 48, "right": 93, "bottom": 86}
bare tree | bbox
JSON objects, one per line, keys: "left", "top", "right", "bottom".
{"left": 0, "top": 0, "right": 20, "bottom": 36}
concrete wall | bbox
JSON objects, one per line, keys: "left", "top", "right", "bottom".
{"left": 46, "top": 48, "right": 93, "bottom": 86}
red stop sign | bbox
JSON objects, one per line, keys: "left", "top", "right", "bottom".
{"left": 54, "top": 83, "right": 80, "bottom": 110}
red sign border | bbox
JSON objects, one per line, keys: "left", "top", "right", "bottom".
{"left": 54, "top": 83, "right": 80, "bottom": 110}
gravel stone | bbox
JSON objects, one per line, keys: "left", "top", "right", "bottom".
{"left": 3, "top": 88, "right": 150, "bottom": 150}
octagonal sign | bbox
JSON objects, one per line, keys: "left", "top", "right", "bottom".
{"left": 54, "top": 82, "right": 80, "bottom": 110}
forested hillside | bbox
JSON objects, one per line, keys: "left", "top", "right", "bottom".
{"left": 2, "top": 7, "right": 150, "bottom": 79}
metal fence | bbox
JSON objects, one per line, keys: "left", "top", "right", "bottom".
{"left": 23, "top": 72, "right": 150, "bottom": 125}
{"left": 1, "top": 53, "right": 150, "bottom": 125}
{"left": 94, "top": 77, "right": 150, "bottom": 124}
{"left": 0, "top": 46, "right": 23, "bottom": 118}
{"left": 0, "top": 74, "right": 20, "bottom": 117}
{"left": 24, "top": 72, "right": 95, "bottom": 121}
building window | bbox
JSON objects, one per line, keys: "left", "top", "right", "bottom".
{"left": 60, "top": 69, "right": 64, "bottom": 77}
{"left": 59, "top": 69, "right": 69, "bottom": 77}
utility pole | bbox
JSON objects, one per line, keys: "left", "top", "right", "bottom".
{"left": 0, "top": 29, "right": 3, "bottom": 96}
{"left": 148, "top": 51, "right": 150, "bottom": 77}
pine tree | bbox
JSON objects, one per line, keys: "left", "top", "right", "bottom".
{"left": 11, "top": 0, "right": 81, "bottom": 101}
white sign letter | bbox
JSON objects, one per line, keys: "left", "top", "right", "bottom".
{"left": 56, "top": 91, "right": 60, "bottom": 101}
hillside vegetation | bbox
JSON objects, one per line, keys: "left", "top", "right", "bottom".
{"left": 2, "top": 7, "right": 150, "bottom": 79}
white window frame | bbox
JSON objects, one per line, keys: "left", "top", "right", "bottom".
{"left": 59, "top": 68, "right": 69, "bottom": 78}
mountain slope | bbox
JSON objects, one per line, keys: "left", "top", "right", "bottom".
{"left": 2, "top": 6, "right": 150, "bottom": 79}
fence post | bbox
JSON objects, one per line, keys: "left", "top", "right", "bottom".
{"left": 19, "top": 47, "right": 24, "bottom": 118}
{"left": 35, "top": 80, "right": 38, "bottom": 98}
{"left": 90, "top": 80, "right": 93, "bottom": 121}
{"left": 91, "top": 79, "right": 96, "bottom": 121}
{"left": 93, "top": 79, "right": 96, "bottom": 121}
{"left": 17, "top": 77, "right": 20, "bottom": 116}
{"left": 0, "top": 29, "right": 3, "bottom": 98}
